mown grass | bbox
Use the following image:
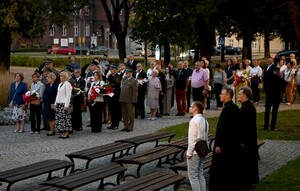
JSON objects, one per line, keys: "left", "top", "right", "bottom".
{"left": 159, "top": 109, "right": 300, "bottom": 140}
{"left": 254, "top": 156, "right": 300, "bottom": 191}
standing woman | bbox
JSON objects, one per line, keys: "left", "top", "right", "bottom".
{"left": 147, "top": 69, "right": 161, "bottom": 120}
{"left": 283, "top": 61, "right": 296, "bottom": 105}
{"left": 249, "top": 60, "right": 263, "bottom": 105}
{"left": 213, "top": 64, "right": 227, "bottom": 110}
{"left": 163, "top": 67, "right": 174, "bottom": 115}
{"left": 9, "top": 73, "right": 28, "bottom": 133}
{"left": 43, "top": 73, "right": 58, "bottom": 136}
{"left": 88, "top": 71, "right": 105, "bottom": 133}
{"left": 54, "top": 71, "right": 72, "bottom": 138}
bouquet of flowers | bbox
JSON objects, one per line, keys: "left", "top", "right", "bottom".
{"left": 72, "top": 82, "right": 83, "bottom": 96}
{"left": 89, "top": 82, "right": 114, "bottom": 102}
{"left": 137, "top": 78, "right": 148, "bottom": 86}
{"left": 233, "top": 71, "right": 247, "bottom": 87}
{"left": 22, "top": 90, "right": 40, "bottom": 105}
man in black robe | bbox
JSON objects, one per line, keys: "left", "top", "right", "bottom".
{"left": 237, "top": 87, "right": 259, "bottom": 190}
{"left": 209, "top": 87, "right": 241, "bottom": 191}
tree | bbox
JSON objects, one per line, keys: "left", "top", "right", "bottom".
{"left": 0, "top": 0, "right": 88, "bottom": 71}
{"left": 100, "top": 0, "right": 136, "bottom": 60}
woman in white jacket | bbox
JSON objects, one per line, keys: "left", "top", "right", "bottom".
{"left": 54, "top": 71, "right": 72, "bottom": 139}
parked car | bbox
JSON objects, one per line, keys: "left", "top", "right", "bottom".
{"left": 273, "top": 49, "right": 299, "bottom": 65}
{"left": 89, "top": 45, "right": 108, "bottom": 55}
{"left": 75, "top": 46, "right": 90, "bottom": 55}
{"left": 212, "top": 47, "right": 221, "bottom": 56}
{"left": 232, "top": 47, "right": 242, "bottom": 55}
{"left": 47, "top": 46, "right": 76, "bottom": 55}
{"left": 217, "top": 46, "right": 241, "bottom": 55}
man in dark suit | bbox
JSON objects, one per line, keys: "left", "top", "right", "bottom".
{"left": 127, "top": 54, "right": 137, "bottom": 71}
{"left": 184, "top": 60, "right": 193, "bottom": 111}
{"left": 209, "top": 87, "right": 241, "bottom": 191}
{"left": 264, "top": 66, "right": 284, "bottom": 131}
{"left": 72, "top": 68, "right": 86, "bottom": 131}
{"left": 135, "top": 63, "right": 147, "bottom": 119}
{"left": 107, "top": 64, "right": 121, "bottom": 129}
{"left": 119, "top": 67, "right": 138, "bottom": 132}
{"left": 156, "top": 65, "right": 166, "bottom": 117}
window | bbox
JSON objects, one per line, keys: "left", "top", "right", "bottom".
{"left": 252, "top": 41, "right": 257, "bottom": 49}
{"left": 229, "top": 39, "right": 233, "bottom": 47}
{"left": 85, "top": 24, "right": 90, "bottom": 37}
{"left": 49, "top": 24, "right": 54, "bottom": 36}
{"left": 74, "top": 24, "right": 78, "bottom": 36}
{"left": 62, "top": 25, "right": 67, "bottom": 36}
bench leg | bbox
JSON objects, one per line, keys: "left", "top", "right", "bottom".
{"left": 155, "top": 139, "right": 159, "bottom": 147}
{"left": 46, "top": 172, "right": 52, "bottom": 180}
{"left": 6, "top": 183, "right": 13, "bottom": 191}
{"left": 168, "top": 135, "right": 175, "bottom": 143}
{"left": 86, "top": 159, "right": 92, "bottom": 169}
{"left": 67, "top": 157, "right": 75, "bottom": 173}
{"left": 64, "top": 165, "right": 73, "bottom": 176}
{"left": 98, "top": 179, "right": 104, "bottom": 190}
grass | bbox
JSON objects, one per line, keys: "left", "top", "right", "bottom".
{"left": 159, "top": 109, "right": 300, "bottom": 141}
{"left": 254, "top": 156, "right": 300, "bottom": 191}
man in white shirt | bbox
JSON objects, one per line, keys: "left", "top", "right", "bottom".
{"left": 186, "top": 101, "right": 208, "bottom": 191}
{"left": 146, "top": 61, "right": 156, "bottom": 77}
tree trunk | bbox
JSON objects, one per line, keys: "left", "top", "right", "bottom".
{"left": 163, "top": 41, "right": 170, "bottom": 67}
{"left": 264, "top": 32, "right": 271, "bottom": 58}
{"left": 242, "top": 32, "right": 253, "bottom": 60}
{"left": 0, "top": 29, "right": 11, "bottom": 71}
{"left": 117, "top": 34, "right": 127, "bottom": 61}
{"left": 287, "top": 0, "right": 300, "bottom": 53}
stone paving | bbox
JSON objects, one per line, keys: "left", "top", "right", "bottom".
{"left": 0, "top": 101, "right": 299, "bottom": 191}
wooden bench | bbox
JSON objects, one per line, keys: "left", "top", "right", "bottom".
{"left": 115, "top": 132, "right": 176, "bottom": 153}
{"left": 43, "top": 163, "right": 126, "bottom": 191}
{"left": 257, "top": 139, "right": 265, "bottom": 160}
{"left": 0, "top": 159, "right": 73, "bottom": 191}
{"left": 65, "top": 142, "right": 135, "bottom": 171}
{"left": 20, "top": 184, "right": 61, "bottom": 191}
{"left": 105, "top": 170, "right": 185, "bottom": 191}
{"left": 116, "top": 146, "right": 183, "bottom": 178}
{"left": 169, "top": 152, "right": 213, "bottom": 174}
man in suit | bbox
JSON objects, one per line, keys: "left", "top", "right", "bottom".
{"left": 72, "top": 68, "right": 86, "bottom": 131}
{"left": 127, "top": 54, "right": 137, "bottom": 71}
{"left": 135, "top": 63, "right": 148, "bottom": 119}
{"left": 119, "top": 67, "right": 138, "bottom": 132}
{"left": 107, "top": 64, "right": 121, "bottom": 129}
{"left": 184, "top": 60, "right": 193, "bottom": 111}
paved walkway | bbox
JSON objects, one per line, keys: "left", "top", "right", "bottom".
{"left": 0, "top": 101, "right": 299, "bottom": 190}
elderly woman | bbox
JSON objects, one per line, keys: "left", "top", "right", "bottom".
{"left": 147, "top": 69, "right": 161, "bottom": 120}
{"left": 9, "top": 73, "right": 28, "bottom": 133}
{"left": 283, "top": 61, "right": 296, "bottom": 105}
{"left": 54, "top": 71, "right": 72, "bottom": 139}
{"left": 88, "top": 71, "right": 105, "bottom": 133}
{"left": 43, "top": 73, "right": 58, "bottom": 136}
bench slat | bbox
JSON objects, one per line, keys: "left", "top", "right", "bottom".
{"left": 115, "top": 132, "right": 175, "bottom": 145}
{"left": 45, "top": 163, "right": 126, "bottom": 190}
{"left": 20, "top": 184, "right": 61, "bottom": 191}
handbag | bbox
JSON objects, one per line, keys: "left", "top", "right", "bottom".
{"left": 194, "top": 118, "right": 209, "bottom": 157}
{"left": 9, "top": 87, "right": 18, "bottom": 108}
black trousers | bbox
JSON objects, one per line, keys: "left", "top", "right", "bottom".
{"left": 192, "top": 86, "right": 205, "bottom": 103}
{"left": 159, "top": 93, "right": 164, "bottom": 115}
{"left": 135, "top": 93, "right": 145, "bottom": 118}
{"left": 30, "top": 104, "right": 42, "bottom": 132}
{"left": 186, "top": 84, "right": 191, "bottom": 110}
{"left": 89, "top": 101, "right": 104, "bottom": 133}
{"left": 264, "top": 99, "right": 280, "bottom": 130}
{"left": 72, "top": 94, "right": 84, "bottom": 130}
{"left": 108, "top": 96, "right": 121, "bottom": 127}
{"left": 214, "top": 83, "right": 223, "bottom": 108}
{"left": 251, "top": 79, "right": 260, "bottom": 102}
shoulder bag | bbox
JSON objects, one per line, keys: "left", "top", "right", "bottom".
{"left": 194, "top": 118, "right": 209, "bottom": 157}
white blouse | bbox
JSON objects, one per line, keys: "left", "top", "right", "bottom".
{"left": 283, "top": 69, "right": 295, "bottom": 82}
{"left": 54, "top": 81, "right": 72, "bottom": 107}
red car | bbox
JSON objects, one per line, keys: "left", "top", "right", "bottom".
{"left": 47, "top": 46, "right": 76, "bottom": 55}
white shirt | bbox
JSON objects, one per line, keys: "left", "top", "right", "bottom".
{"left": 147, "top": 68, "right": 154, "bottom": 77}
{"left": 250, "top": 66, "right": 262, "bottom": 77}
{"left": 187, "top": 114, "right": 209, "bottom": 156}
{"left": 54, "top": 81, "right": 72, "bottom": 107}
{"left": 283, "top": 68, "right": 295, "bottom": 82}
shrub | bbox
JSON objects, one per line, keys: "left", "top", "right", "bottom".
{"left": 0, "top": 67, "right": 14, "bottom": 107}
{"left": 19, "top": 44, "right": 27, "bottom": 48}
{"left": 33, "top": 44, "right": 41, "bottom": 48}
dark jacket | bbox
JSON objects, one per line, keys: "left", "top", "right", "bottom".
{"left": 9, "top": 82, "right": 27, "bottom": 106}
{"left": 209, "top": 100, "right": 241, "bottom": 191}
{"left": 136, "top": 70, "right": 148, "bottom": 95}
{"left": 239, "top": 100, "right": 259, "bottom": 189}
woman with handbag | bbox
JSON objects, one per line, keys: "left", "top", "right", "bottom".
{"left": 29, "top": 72, "right": 45, "bottom": 134}
{"left": 283, "top": 61, "right": 296, "bottom": 105}
{"left": 9, "top": 73, "right": 28, "bottom": 133}
{"left": 54, "top": 71, "right": 72, "bottom": 139}
{"left": 186, "top": 101, "right": 209, "bottom": 191}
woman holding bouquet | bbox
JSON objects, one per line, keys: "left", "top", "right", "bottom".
{"left": 234, "top": 62, "right": 249, "bottom": 103}
{"left": 54, "top": 71, "right": 72, "bottom": 139}
{"left": 88, "top": 71, "right": 105, "bottom": 133}
{"left": 9, "top": 73, "right": 28, "bottom": 133}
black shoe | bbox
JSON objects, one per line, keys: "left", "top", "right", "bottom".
{"left": 175, "top": 113, "right": 181, "bottom": 116}
{"left": 140, "top": 117, "right": 145, "bottom": 119}
{"left": 157, "top": 114, "right": 163, "bottom": 118}
{"left": 108, "top": 126, "right": 118, "bottom": 130}
{"left": 121, "top": 128, "right": 128, "bottom": 132}
{"left": 87, "top": 124, "right": 91, "bottom": 127}
{"left": 41, "top": 128, "right": 50, "bottom": 131}
{"left": 46, "top": 132, "right": 55, "bottom": 136}
{"left": 69, "top": 131, "right": 73, "bottom": 134}
{"left": 126, "top": 129, "right": 133, "bottom": 132}
{"left": 75, "top": 127, "right": 83, "bottom": 131}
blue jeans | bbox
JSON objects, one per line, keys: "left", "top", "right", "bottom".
{"left": 187, "top": 154, "right": 206, "bottom": 191}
